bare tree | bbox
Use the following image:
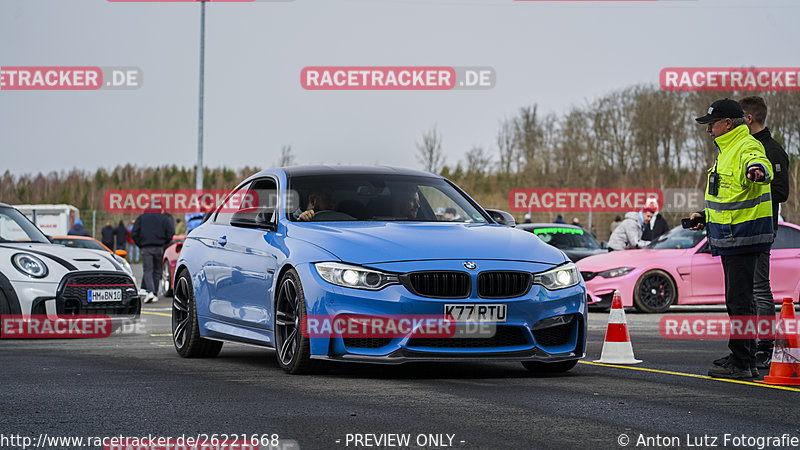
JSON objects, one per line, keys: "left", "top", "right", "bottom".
{"left": 415, "top": 125, "right": 445, "bottom": 173}
{"left": 514, "top": 105, "right": 543, "bottom": 172}
{"left": 277, "top": 145, "right": 296, "bottom": 167}
{"left": 496, "top": 118, "right": 516, "bottom": 176}
{"left": 465, "top": 146, "right": 492, "bottom": 177}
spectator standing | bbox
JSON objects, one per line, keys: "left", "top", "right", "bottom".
{"left": 115, "top": 220, "right": 127, "bottom": 251}
{"left": 607, "top": 208, "right": 654, "bottom": 251}
{"left": 690, "top": 98, "right": 773, "bottom": 380}
{"left": 641, "top": 198, "right": 669, "bottom": 242}
{"left": 175, "top": 218, "right": 186, "bottom": 235}
{"left": 740, "top": 96, "right": 791, "bottom": 370}
{"left": 571, "top": 217, "right": 582, "bottom": 228}
{"left": 554, "top": 215, "right": 566, "bottom": 224}
{"left": 100, "top": 221, "right": 114, "bottom": 249}
{"left": 126, "top": 219, "right": 139, "bottom": 263}
{"left": 132, "top": 208, "right": 174, "bottom": 303}
{"left": 67, "top": 219, "right": 90, "bottom": 236}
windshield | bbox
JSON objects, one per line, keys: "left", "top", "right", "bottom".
{"left": 0, "top": 207, "right": 50, "bottom": 243}
{"left": 286, "top": 174, "right": 489, "bottom": 223}
{"left": 648, "top": 226, "right": 706, "bottom": 249}
{"left": 52, "top": 237, "right": 108, "bottom": 252}
{"left": 525, "top": 226, "right": 599, "bottom": 250}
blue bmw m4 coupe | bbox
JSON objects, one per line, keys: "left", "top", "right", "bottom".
{"left": 172, "top": 166, "right": 587, "bottom": 374}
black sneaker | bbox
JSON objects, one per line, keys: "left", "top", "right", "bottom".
{"left": 712, "top": 354, "right": 732, "bottom": 367}
{"left": 749, "top": 366, "right": 760, "bottom": 378}
{"left": 708, "top": 364, "right": 752, "bottom": 379}
{"left": 756, "top": 350, "right": 772, "bottom": 370}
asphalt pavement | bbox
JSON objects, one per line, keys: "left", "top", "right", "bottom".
{"left": 1, "top": 263, "right": 799, "bottom": 450}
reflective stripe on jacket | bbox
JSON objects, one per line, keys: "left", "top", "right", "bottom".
{"left": 704, "top": 124, "right": 773, "bottom": 255}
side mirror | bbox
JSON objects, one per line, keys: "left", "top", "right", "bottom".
{"left": 175, "top": 243, "right": 183, "bottom": 253}
{"left": 230, "top": 208, "right": 277, "bottom": 231}
{"left": 485, "top": 209, "right": 516, "bottom": 227}
{"left": 115, "top": 249, "right": 128, "bottom": 257}
{"left": 600, "top": 241, "right": 608, "bottom": 249}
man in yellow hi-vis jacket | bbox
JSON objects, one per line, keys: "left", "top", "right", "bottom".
{"left": 690, "top": 98, "right": 773, "bottom": 380}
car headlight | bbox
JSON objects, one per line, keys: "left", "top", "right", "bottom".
{"left": 11, "top": 253, "right": 49, "bottom": 278}
{"left": 114, "top": 254, "right": 133, "bottom": 275}
{"left": 598, "top": 267, "right": 634, "bottom": 278}
{"left": 533, "top": 262, "right": 580, "bottom": 290}
{"left": 314, "top": 262, "right": 399, "bottom": 290}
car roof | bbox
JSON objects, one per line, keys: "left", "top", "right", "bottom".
{"left": 273, "top": 165, "right": 439, "bottom": 178}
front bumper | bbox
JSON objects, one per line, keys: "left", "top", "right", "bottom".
{"left": 297, "top": 261, "right": 588, "bottom": 363}
{"left": 53, "top": 271, "right": 141, "bottom": 320}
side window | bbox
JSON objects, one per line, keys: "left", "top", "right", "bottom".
{"left": 248, "top": 178, "right": 279, "bottom": 225}
{"left": 214, "top": 181, "right": 253, "bottom": 226}
{"left": 773, "top": 225, "right": 800, "bottom": 249}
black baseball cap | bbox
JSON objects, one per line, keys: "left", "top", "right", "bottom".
{"left": 695, "top": 98, "right": 744, "bottom": 124}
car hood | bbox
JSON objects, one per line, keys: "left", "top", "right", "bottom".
{"left": 577, "top": 248, "right": 689, "bottom": 271}
{"left": 563, "top": 248, "right": 609, "bottom": 262}
{"left": 286, "top": 222, "right": 568, "bottom": 265}
{"left": 2, "top": 242, "right": 123, "bottom": 272}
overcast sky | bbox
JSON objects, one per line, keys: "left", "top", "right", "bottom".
{"left": 1, "top": 0, "right": 798, "bottom": 177}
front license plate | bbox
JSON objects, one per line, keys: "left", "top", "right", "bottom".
{"left": 87, "top": 289, "right": 122, "bottom": 303}
{"left": 444, "top": 304, "right": 507, "bottom": 322}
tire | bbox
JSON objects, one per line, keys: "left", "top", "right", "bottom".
{"left": 274, "top": 269, "right": 325, "bottom": 374}
{"left": 172, "top": 270, "right": 223, "bottom": 358}
{"left": 633, "top": 269, "right": 677, "bottom": 313}
{"left": 522, "top": 359, "right": 579, "bottom": 373}
{"left": 158, "top": 261, "right": 173, "bottom": 297}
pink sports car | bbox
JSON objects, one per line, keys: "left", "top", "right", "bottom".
{"left": 578, "top": 222, "right": 800, "bottom": 313}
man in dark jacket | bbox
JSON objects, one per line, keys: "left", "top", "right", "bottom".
{"left": 115, "top": 220, "right": 128, "bottom": 251}
{"left": 100, "top": 221, "right": 114, "bottom": 249}
{"left": 741, "top": 96, "right": 791, "bottom": 370}
{"left": 132, "top": 208, "right": 174, "bottom": 303}
{"left": 67, "top": 219, "right": 90, "bottom": 236}
{"left": 640, "top": 198, "right": 670, "bottom": 242}
{"left": 692, "top": 98, "right": 773, "bottom": 379}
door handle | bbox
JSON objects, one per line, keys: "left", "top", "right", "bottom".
{"left": 217, "top": 235, "right": 227, "bottom": 247}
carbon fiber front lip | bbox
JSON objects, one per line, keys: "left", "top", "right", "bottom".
{"left": 311, "top": 348, "right": 584, "bottom": 365}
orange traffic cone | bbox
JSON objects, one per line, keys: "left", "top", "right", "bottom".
{"left": 595, "top": 290, "right": 641, "bottom": 364}
{"left": 758, "top": 297, "right": 800, "bottom": 386}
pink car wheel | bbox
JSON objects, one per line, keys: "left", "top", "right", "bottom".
{"left": 633, "top": 269, "right": 676, "bottom": 313}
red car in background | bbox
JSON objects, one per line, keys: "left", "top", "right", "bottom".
{"left": 158, "top": 235, "right": 185, "bottom": 297}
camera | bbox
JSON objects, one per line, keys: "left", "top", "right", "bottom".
{"left": 681, "top": 217, "right": 702, "bottom": 229}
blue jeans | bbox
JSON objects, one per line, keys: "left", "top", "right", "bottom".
{"left": 128, "top": 244, "right": 140, "bottom": 263}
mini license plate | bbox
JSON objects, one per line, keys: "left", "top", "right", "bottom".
{"left": 444, "top": 304, "right": 507, "bottom": 322}
{"left": 87, "top": 289, "right": 122, "bottom": 303}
